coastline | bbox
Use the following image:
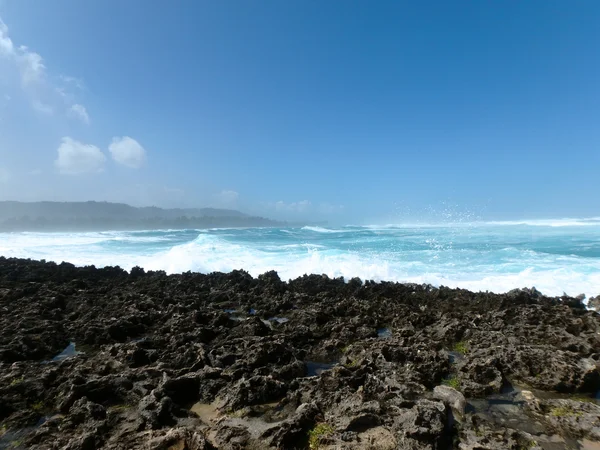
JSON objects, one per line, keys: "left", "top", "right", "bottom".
{"left": 0, "top": 257, "right": 599, "bottom": 449}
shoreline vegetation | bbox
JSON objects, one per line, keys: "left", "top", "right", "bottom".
{"left": 0, "top": 201, "right": 293, "bottom": 232}
{"left": 0, "top": 257, "right": 598, "bottom": 449}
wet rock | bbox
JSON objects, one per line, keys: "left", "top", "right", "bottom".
{"left": 433, "top": 385, "right": 466, "bottom": 420}
{"left": 147, "top": 427, "right": 216, "bottom": 450}
{"left": 68, "top": 398, "right": 107, "bottom": 424}
{"left": 221, "top": 376, "right": 287, "bottom": 411}
{"left": 457, "top": 359, "right": 503, "bottom": 397}
{"left": 138, "top": 392, "right": 176, "bottom": 429}
{"left": 162, "top": 374, "right": 200, "bottom": 405}
{"left": 212, "top": 424, "right": 251, "bottom": 450}
{"left": 393, "top": 400, "right": 448, "bottom": 449}
{"left": 260, "top": 402, "right": 320, "bottom": 449}
{"left": 58, "top": 375, "right": 134, "bottom": 412}
{"left": 539, "top": 399, "right": 600, "bottom": 441}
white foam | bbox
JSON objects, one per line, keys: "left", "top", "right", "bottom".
{"left": 131, "top": 234, "right": 600, "bottom": 298}
{"left": 301, "top": 226, "right": 352, "bottom": 233}
{"left": 2, "top": 228, "right": 600, "bottom": 299}
{"left": 364, "top": 217, "right": 600, "bottom": 229}
{"left": 483, "top": 218, "right": 600, "bottom": 227}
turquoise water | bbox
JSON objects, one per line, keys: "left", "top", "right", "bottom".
{"left": 1, "top": 219, "right": 600, "bottom": 297}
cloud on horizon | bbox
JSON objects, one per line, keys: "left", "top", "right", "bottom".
{"left": 215, "top": 190, "right": 239, "bottom": 206}
{"left": 274, "top": 200, "right": 312, "bottom": 213}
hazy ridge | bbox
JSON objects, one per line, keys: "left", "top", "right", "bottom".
{"left": 0, "top": 201, "right": 284, "bottom": 231}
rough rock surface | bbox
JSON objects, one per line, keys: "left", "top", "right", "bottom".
{"left": 0, "top": 257, "right": 599, "bottom": 449}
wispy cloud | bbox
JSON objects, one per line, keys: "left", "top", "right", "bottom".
{"left": 263, "top": 199, "right": 344, "bottom": 215}
{"left": 60, "top": 75, "right": 85, "bottom": 90}
{"left": 69, "top": 104, "right": 90, "bottom": 124}
{"left": 0, "top": 16, "right": 89, "bottom": 122}
{"left": 274, "top": 200, "right": 312, "bottom": 213}
{"left": 318, "top": 202, "right": 345, "bottom": 214}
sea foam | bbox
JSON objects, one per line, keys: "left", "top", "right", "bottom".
{"left": 2, "top": 223, "right": 600, "bottom": 298}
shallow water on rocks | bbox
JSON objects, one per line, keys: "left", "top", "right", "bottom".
{"left": 190, "top": 399, "right": 286, "bottom": 447}
{"left": 190, "top": 402, "right": 221, "bottom": 425}
{"left": 377, "top": 327, "right": 392, "bottom": 338}
{"left": 51, "top": 342, "right": 80, "bottom": 361}
{"left": 468, "top": 384, "right": 598, "bottom": 450}
{"left": 467, "top": 391, "right": 545, "bottom": 435}
{"left": 0, "top": 415, "right": 59, "bottom": 449}
{"left": 305, "top": 361, "right": 338, "bottom": 376}
{"left": 268, "top": 317, "right": 289, "bottom": 324}
{"left": 447, "top": 350, "right": 466, "bottom": 364}
{"left": 580, "top": 440, "right": 600, "bottom": 450}
{"left": 0, "top": 426, "right": 36, "bottom": 449}
{"left": 530, "top": 388, "right": 600, "bottom": 406}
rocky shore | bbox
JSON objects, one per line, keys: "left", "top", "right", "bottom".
{"left": 0, "top": 257, "right": 599, "bottom": 449}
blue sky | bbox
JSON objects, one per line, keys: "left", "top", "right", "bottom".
{"left": 0, "top": 1, "right": 599, "bottom": 223}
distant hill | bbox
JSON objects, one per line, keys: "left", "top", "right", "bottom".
{"left": 0, "top": 201, "right": 283, "bottom": 231}
{"left": 0, "top": 201, "right": 248, "bottom": 221}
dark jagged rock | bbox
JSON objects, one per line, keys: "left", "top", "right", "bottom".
{"left": 0, "top": 256, "right": 599, "bottom": 449}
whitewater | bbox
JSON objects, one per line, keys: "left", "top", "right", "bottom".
{"left": 1, "top": 219, "right": 600, "bottom": 298}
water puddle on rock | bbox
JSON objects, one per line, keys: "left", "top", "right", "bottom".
{"left": 268, "top": 317, "right": 289, "bottom": 325}
{"left": 190, "top": 399, "right": 286, "bottom": 445}
{"left": 0, "top": 426, "right": 37, "bottom": 449}
{"left": 580, "top": 440, "right": 600, "bottom": 450}
{"left": 467, "top": 384, "right": 597, "bottom": 450}
{"left": 377, "top": 327, "right": 392, "bottom": 339}
{"left": 467, "top": 388, "right": 545, "bottom": 435}
{"left": 224, "top": 308, "right": 267, "bottom": 322}
{"left": 530, "top": 388, "right": 600, "bottom": 406}
{"left": 51, "top": 342, "right": 81, "bottom": 362}
{"left": 0, "top": 415, "right": 60, "bottom": 448}
{"left": 305, "top": 361, "right": 338, "bottom": 376}
{"left": 448, "top": 351, "right": 466, "bottom": 364}
{"left": 190, "top": 401, "right": 221, "bottom": 424}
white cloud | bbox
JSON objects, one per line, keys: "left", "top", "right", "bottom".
{"left": 69, "top": 104, "right": 89, "bottom": 124}
{"left": 0, "top": 21, "right": 47, "bottom": 86}
{"left": 60, "top": 75, "right": 84, "bottom": 90}
{"left": 0, "top": 167, "right": 10, "bottom": 183}
{"left": 55, "top": 137, "right": 106, "bottom": 175}
{"left": 0, "top": 19, "right": 46, "bottom": 86}
{"left": 109, "top": 136, "right": 146, "bottom": 168}
{"left": 17, "top": 46, "right": 45, "bottom": 86}
{"left": 32, "top": 100, "right": 53, "bottom": 115}
{"left": 217, "top": 190, "right": 239, "bottom": 205}
{"left": 0, "top": 16, "right": 88, "bottom": 120}
{"left": 0, "top": 19, "right": 15, "bottom": 55}
{"left": 274, "top": 200, "right": 312, "bottom": 213}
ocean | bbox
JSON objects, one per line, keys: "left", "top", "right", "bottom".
{"left": 1, "top": 218, "right": 600, "bottom": 298}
